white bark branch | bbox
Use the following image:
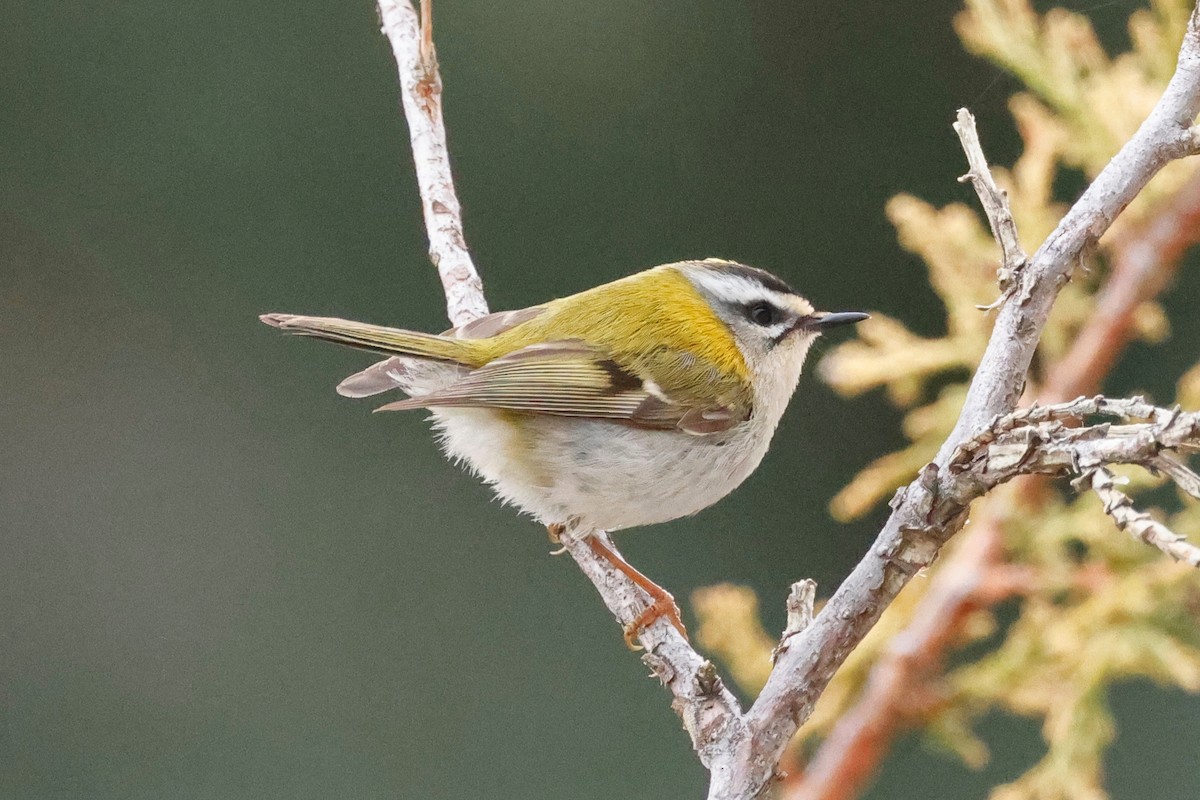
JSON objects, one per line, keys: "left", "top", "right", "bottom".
{"left": 558, "top": 524, "right": 748, "bottom": 769}
{"left": 954, "top": 107, "right": 1028, "bottom": 306}
{"left": 377, "top": 0, "right": 745, "bottom": 764}
{"left": 732, "top": 7, "right": 1200, "bottom": 797}
{"left": 375, "top": 1, "right": 1200, "bottom": 797}
{"left": 1090, "top": 467, "right": 1200, "bottom": 566}
{"left": 378, "top": 0, "right": 486, "bottom": 327}
{"left": 954, "top": 395, "right": 1200, "bottom": 486}
{"left": 772, "top": 580, "right": 817, "bottom": 664}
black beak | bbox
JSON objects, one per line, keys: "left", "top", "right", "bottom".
{"left": 804, "top": 311, "right": 870, "bottom": 332}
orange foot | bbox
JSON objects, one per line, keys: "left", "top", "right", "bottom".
{"left": 622, "top": 586, "right": 687, "bottom": 649}
{"left": 585, "top": 535, "right": 689, "bottom": 649}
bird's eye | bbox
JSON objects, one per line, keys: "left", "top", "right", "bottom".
{"left": 748, "top": 302, "right": 777, "bottom": 327}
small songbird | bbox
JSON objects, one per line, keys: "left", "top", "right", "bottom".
{"left": 261, "top": 259, "right": 866, "bottom": 642}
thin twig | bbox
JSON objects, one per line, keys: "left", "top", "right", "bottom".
{"left": 954, "top": 108, "right": 1029, "bottom": 307}
{"left": 377, "top": 0, "right": 742, "bottom": 762}
{"left": 558, "top": 526, "right": 748, "bottom": 768}
{"left": 1090, "top": 467, "right": 1200, "bottom": 566}
{"left": 952, "top": 396, "right": 1200, "bottom": 479}
{"left": 785, "top": 108, "right": 1044, "bottom": 799}
{"left": 378, "top": 0, "right": 486, "bottom": 327}
{"left": 1152, "top": 453, "right": 1200, "bottom": 499}
{"left": 789, "top": 393, "right": 1200, "bottom": 799}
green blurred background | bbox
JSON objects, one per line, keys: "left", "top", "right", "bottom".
{"left": 2, "top": 1, "right": 1198, "bottom": 797}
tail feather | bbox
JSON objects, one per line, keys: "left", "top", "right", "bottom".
{"left": 260, "top": 313, "right": 473, "bottom": 364}
{"left": 335, "top": 356, "right": 410, "bottom": 398}
{"left": 336, "top": 356, "right": 466, "bottom": 399}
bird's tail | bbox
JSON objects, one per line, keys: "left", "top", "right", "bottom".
{"left": 259, "top": 313, "right": 479, "bottom": 365}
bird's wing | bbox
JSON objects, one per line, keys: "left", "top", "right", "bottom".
{"left": 336, "top": 306, "right": 550, "bottom": 398}
{"left": 444, "top": 305, "right": 548, "bottom": 339}
{"left": 374, "top": 340, "right": 752, "bottom": 435}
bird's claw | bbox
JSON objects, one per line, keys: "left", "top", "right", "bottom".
{"left": 623, "top": 592, "right": 688, "bottom": 650}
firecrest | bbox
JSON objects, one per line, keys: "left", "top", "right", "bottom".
{"left": 261, "top": 258, "right": 866, "bottom": 641}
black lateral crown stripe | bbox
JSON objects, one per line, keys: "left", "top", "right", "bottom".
{"left": 711, "top": 262, "right": 798, "bottom": 296}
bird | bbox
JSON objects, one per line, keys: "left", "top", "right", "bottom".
{"left": 261, "top": 258, "right": 866, "bottom": 643}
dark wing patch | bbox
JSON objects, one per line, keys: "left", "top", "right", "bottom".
{"left": 597, "top": 359, "right": 643, "bottom": 393}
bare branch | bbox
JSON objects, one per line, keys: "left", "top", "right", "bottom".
{"left": 951, "top": 396, "right": 1200, "bottom": 486}
{"left": 377, "top": 1, "right": 1200, "bottom": 796}
{"left": 937, "top": 7, "right": 1200, "bottom": 459}
{"left": 738, "top": 9, "right": 1200, "bottom": 796}
{"left": 1044, "top": 168, "right": 1200, "bottom": 402}
{"left": 1151, "top": 453, "right": 1200, "bottom": 500}
{"left": 783, "top": 516, "right": 1008, "bottom": 800}
{"left": 782, "top": 25, "right": 1200, "bottom": 800}
{"left": 557, "top": 524, "right": 749, "bottom": 768}
{"left": 378, "top": 0, "right": 746, "bottom": 767}
{"left": 1089, "top": 467, "right": 1200, "bottom": 566}
{"left": 378, "top": 0, "right": 486, "bottom": 326}
{"left": 786, "top": 100, "right": 1200, "bottom": 800}
{"left": 772, "top": 580, "right": 818, "bottom": 664}
{"left": 954, "top": 108, "right": 1029, "bottom": 306}
{"left": 792, "top": 163, "right": 1200, "bottom": 786}
{"left": 802, "top": 151, "right": 1200, "bottom": 800}
{"left": 785, "top": 394, "right": 1200, "bottom": 799}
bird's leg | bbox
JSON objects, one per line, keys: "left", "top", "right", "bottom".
{"left": 584, "top": 534, "right": 688, "bottom": 648}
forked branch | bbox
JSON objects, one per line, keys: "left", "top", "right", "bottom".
{"left": 376, "top": 2, "right": 1200, "bottom": 798}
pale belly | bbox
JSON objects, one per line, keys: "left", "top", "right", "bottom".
{"left": 430, "top": 408, "right": 775, "bottom": 530}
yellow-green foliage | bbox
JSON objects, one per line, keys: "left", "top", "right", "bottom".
{"left": 693, "top": 2, "right": 1200, "bottom": 798}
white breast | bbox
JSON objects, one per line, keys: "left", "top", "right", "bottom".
{"left": 430, "top": 408, "right": 779, "bottom": 530}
